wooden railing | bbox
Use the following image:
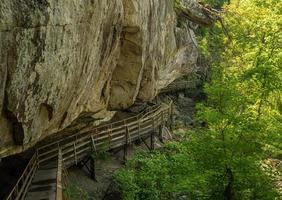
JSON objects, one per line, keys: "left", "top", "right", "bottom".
{"left": 61, "top": 103, "right": 171, "bottom": 167}
{"left": 5, "top": 102, "right": 172, "bottom": 200}
{"left": 56, "top": 149, "right": 63, "bottom": 200}
{"left": 5, "top": 153, "right": 38, "bottom": 200}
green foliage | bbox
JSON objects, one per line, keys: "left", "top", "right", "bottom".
{"left": 201, "top": 0, "right": 230, "bottom": 8}
{"left": 91, "top": 150, "right": 111, "bottom": 161}
{"left": 63, "top": 184, "right": 92, "bottom": 200}
{"left": 91, "top": 140, "right": 111, "bottom": 161}
{"left": 173, "top": 0, "right": 229, "bottom": 9}
{"left": 115, "top": 131, "right": 279, "bottom": 200}
{"left": 172, "top": 0, "right": 182, "bottom": 8}
{"left": 115, "top": 0, "right": 282, "bottom": 199}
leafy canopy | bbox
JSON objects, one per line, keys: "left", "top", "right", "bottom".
{"left": 115, "top": 0, "right": 282, "bottom": 199}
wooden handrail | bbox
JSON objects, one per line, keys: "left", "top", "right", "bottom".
{"left": 37, "top": 104, "right": 160, "bottom": 152}
{"left": 6, "top": 101, "right": 172, "bottom": 200}
{"left": 6, "top": 153, "right": 37, "bottom": 200}
{"left": 37, "top": 104, "right": 164, "bottom": 158}
{"left": 58, "top": 102, "right": 171, "bottom": 167}
{"left": 56, "top": 149, "right": 63, "bottom": 200}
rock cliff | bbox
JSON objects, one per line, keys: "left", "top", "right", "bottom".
{"left": 0, "top": 0, "right": 213, "bottom": 157}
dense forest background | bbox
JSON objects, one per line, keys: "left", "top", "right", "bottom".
{"left": 114, "top": 0, "right": 282, "bottom": 199}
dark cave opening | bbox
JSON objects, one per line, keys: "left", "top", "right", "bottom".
{"left": 3, "top": 109, "right": 24, "bottom": 146}
{"left": 0, "top": 149, "right": 34, "bottom": 199}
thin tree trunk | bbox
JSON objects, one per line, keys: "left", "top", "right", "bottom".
{"left": 224, "top": 167, "right": 235, "bottom": 200}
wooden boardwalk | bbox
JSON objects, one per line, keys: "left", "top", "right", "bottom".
{"left": 25, "top": 161, "right": 58, "bottom": 200}
{"left": 5, "top": 102, "right": 173, "bottom": 200}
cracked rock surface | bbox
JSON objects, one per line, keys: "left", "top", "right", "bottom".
{"left": 0, "top": 0, "right": 212, "bottom": 157}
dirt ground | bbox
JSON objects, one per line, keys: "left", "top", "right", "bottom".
{"left": 65, "top": 136, "right": 167, "bottom": 200}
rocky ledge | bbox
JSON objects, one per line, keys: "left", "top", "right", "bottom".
{"left": 0, "top": 0, "right": 214, "bottom": 157}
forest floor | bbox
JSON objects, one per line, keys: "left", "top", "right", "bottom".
{"left": 64, "top": 136, "right": 167, "bottom": 200}
{"left": 64, "top": 91, "right": 199, "bottom": 200}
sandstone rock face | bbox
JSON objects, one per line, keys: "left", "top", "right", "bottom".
{"left": 0, "top": 0, "right": 212, "bottom": 157}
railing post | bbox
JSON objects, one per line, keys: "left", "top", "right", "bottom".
{"left": 36, "top": 149, "right": 39, "bottom": 168}
{"left": 150, "top": 131, "right": 155, "bottom": 151}
{"left": 73, "top": 143, "right": 77, "bottom": 165}
{"left": 7, "top": 102, "right": 169, "bottom": 200}
{"left": 138, "top": 118, "right": 141, "bottom": 141}
{"left": 56, "top": 148, "right": 63, "bottom": 200}
{"left": 149, "top": 114, "right": 157, "bottom": 151}
{"left": 169, "top": 103, "right": 173, "bottom": 130}
{"left": 159, "top": 124, "right": 164, "bottom": 143}
{"left": 123, "top": 126, "right": 129, "bottom": 162}
{"left": 90, "top": 157, "right": 97, "bottom": 181}
{"left": 108, "top": 124, "right": 112, "bottom": 149}
{"left": 153, "top": 114, "right": 155, "bottom": 129}
{"left": 91, "top": 135, "right": 97, "bottom": 154}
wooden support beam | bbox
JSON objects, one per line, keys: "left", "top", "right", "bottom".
{"left": 77, "top": 156, "right": 90, "bottom": 169}
{"left": 91, "top": 135, "right": 97, "bottom": 153}
{"left": 123, "top": 126, "right": 129, "bottom": 162}
{"left": 141, "top": 137, "right": 151, "bottom": 151}
{"left": 56, "top": 148, "right": 63, "bottom": 200}
{"left": 108, "top": 124, "right": 112, "bottom": 149}
{"left": 81, "top": 156, "right": 97, "bottom": 182}
{"left": 138, "top": 119, "right": 141, "bottom": 140}
{"left": 90, "top": 158, "right": 97, "bottom": 181}
{"left": 169, "top": 103, "right": 174, "bottom": 131}
{"left": 73, "top": 143, "right": 77, "bottom": 165}
{"left": 7, "top": 103, "right": 173, "bottom": 200}
{"left": 150, "top": 131, "right": 155, "bottom": 151}
{"left": 159, "top": 125, "right": 164, "bottom": 143}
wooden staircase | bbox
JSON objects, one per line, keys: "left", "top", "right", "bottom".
{"left": 5, "top": 102, "right": 173, "bottom": 200}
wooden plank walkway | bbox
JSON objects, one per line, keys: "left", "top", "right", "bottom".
{"left": 5, "top": 102, "right": 173, "bottom": 200}
{"left": 25, "top": 161, "right": 58, "bottom": 200}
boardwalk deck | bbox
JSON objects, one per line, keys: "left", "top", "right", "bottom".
{"left": 25, "top": 161, "right": 58, "bottom": 200}
{"left": 5, "top": 102, "right": 173, "bottom": 200}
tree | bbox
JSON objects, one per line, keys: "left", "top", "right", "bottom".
{"left": 115, "top": 0, "right": 282, "bottom": 199}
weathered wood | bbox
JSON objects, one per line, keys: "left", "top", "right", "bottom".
{"left": 20, "top": 167, "right": 36, "bottom": 200}
{"left": 108, "top": 124, "right": 112, "bottom": 148}
{"left": 56, "top": 149, "right": 63, "bottom": 200}
{"left": 123, "top": 126, "right": 129, "bottom": 162}
{"left": 7, "top": 102, "right": 173, "bottom": 200}
{"left": 90, "top": 158, "right": 96, "bottom": 181}
{"left": 61, "top": 140, "right": 91, "bottom": 155}
{"left": 141, "top": 137, "right": 151, "bottom": 151}
{"left": 159, "top": 125, "right": 164, "bottom": 143}
{"left": 74, "top": 143, "right": 77, "bottom": 165}
{"left": 138, "top": 119, "right": 141, "bottom": 140}
{"left": 170, "top": 104, "right": 174, "bottom": 130}
{"left": 150, "top": 131, "right": 155, "bottom": 151}
{"left": 6, "top": 153, "right": 37, "bottom": 200}
{"left": 91, "top": 135, "right": 96, "bottom": 152}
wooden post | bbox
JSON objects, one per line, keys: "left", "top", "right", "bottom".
{"left": 36, "top": 149, "right": 40, "bottom": 168}
{"left": 159, "top": 125, "right": 164, "bottom": 143}
{"left": 109, "top": 124, "right": 112, "bottom": 149}
{"left": 150, "top": 131, "right": 155, "bottom": 151}
{"left": 73, "top": 143, "right": 77, "bottom": 165}
{"left": 169, "top": 104, "right": 173, "bottom": 130}
{"left": 90, "top": 157, "right": 97, "bottom": 181}
{"left": 152, "top": 116, "right": 155, "bottom": 131}
{"left": 91, "top": 135, "right": 97, "bottom": 153}
{"left": 150, "top": 115, "right": 156, "bottom": 151}
{"left": 123, "top": 126, "right": 129, "bottom": 162}
{"left": 56, "top": 148, "right": 63, "bottom": 200}
{"left": 138, "top": 119, "right": 141, "bottom": 141}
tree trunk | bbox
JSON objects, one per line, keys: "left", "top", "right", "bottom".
{"left": 224, "top": 168, "right": 235, "bottom": 200}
